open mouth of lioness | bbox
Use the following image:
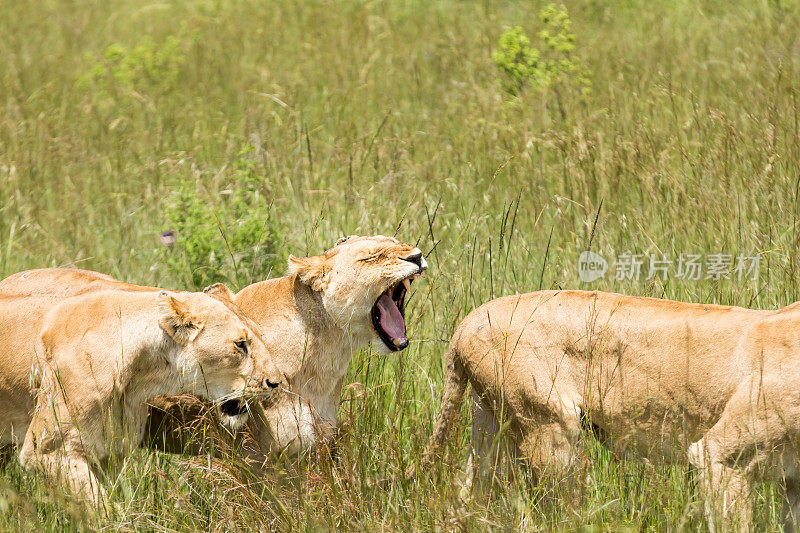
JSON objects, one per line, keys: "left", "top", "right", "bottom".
{"left": 220, "top": 399, "right": 247, "bottom": 417}
{"left": 371, "top": 276, "right": 416, "bottom": 351}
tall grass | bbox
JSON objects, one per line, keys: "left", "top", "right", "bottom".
{"left": 1, "top": 0, "right": 799, "bottom": 529}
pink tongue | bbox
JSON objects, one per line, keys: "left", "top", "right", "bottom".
{"left": 376, "top": 292, "right": 406, "bottom": 340}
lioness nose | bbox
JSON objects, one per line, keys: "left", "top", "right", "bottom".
{"left": 403, "top": 252, "right": 427, "bottom": 273}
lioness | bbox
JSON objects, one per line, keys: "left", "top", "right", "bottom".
{"left": 0, "top": 235, "right": 428, "bottom": 458}
{"left": 6, "top": 289, "right": 283, "bottom": 503}
{"left": 416, "top": 290, "right": 800, "bottom": 529}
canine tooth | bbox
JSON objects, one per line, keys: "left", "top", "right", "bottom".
{"left": 393, "top": 338, "right": 406, "bottom": 347}
{"left": 402, "top": 278, "right": 411, "bottom": 292}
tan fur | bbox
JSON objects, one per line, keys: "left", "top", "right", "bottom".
{"left": 1, "top": 289, "right": 282, "bottom": 503}
{"left": 417, "top": 290, "right": 800, "bottom": 530}
{"left": 0, "top": 235, "right": 428, "bottom": 459}
{"left": 231, "top": 236, "right": 427, "bottom": 455}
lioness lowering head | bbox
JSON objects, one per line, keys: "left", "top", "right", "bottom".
{"left": 414, "top": 290, "right": 800, "bottom": 530}
{"left": 17, "top": 289, "right": 283, "bottom": 503}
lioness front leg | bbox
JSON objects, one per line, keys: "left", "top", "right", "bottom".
{"left": 35, "top": 448, "right": 104, "bottom": 504}
{"left": 687, "top": 373, "right": 800, "bottom": 532}
{"left": 20, "top": 422, "right": 105, "bottom": 505}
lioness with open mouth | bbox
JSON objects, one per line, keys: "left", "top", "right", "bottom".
{"left": 414, "top": 290, "right": 800, "bottom": 530}
{"left": 2, "top": 289, "right": 283, "bottom": 503}
{"left": 213, "top": 234, "right": 428, "bottom": 457}
{"left": 0, "top": 234, "right": 428, "bottom": 459}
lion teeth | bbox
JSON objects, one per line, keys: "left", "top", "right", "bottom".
{"left": 393, "top": 338, "right": 406, "bottom": 347}
{"left": 402, "top": 278, "right": 411, "bottom": 292}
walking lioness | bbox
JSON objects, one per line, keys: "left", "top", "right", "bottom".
{"left": 416, "top": 290, "right": 800, "bottom": 529}
{"left": 6, "top": 290, "right": 283, "bottom": 503}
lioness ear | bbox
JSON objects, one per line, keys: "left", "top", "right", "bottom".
{"left": 158, "top": 291, "right": 204, "bottom": 345}
{"left": 288, "top": 254, "right": 330, "bottom": 292}
{"left": 203, "top": 282, "right": 235, "bottom": 301}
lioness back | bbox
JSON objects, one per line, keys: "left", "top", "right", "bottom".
{"left": 451, "top": 289, "right": 776, "bottom": 458}
{"left": 0, "top": 268, "right": 123, "bottom": 297}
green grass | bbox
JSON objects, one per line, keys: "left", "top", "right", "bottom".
{"left": 1, "top": 0, "right": 799, "bottom": 529}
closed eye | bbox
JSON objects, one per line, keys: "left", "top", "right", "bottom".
{"left": 234, "top": 339, "right": 250, "bottom": 355}
{"left": 358, "top": 252, "right": 382, "bottom": 263}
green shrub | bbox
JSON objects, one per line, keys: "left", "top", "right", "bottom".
{"left": 160, "top": 145, "right": 283, "bottom": 290}
{"left": 82, "top": 32, "right": 193, "bottom": 97}
{"left": 492, "top": 3, "right": 591, "bottom": 99}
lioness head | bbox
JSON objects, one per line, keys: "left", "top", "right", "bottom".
{"left": 158, "top": 291, "right": 284, "bottom": 430}
{"left": 288, "top": 235, "right": 428, "bottom": 353}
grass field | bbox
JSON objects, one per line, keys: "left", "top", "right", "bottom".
{"left": 2, "top": 0, "right": 800, "bottom": 530}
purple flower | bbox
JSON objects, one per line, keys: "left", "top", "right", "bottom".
{"left": 160, "top": 230, "right": 176, "bottom": 249}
